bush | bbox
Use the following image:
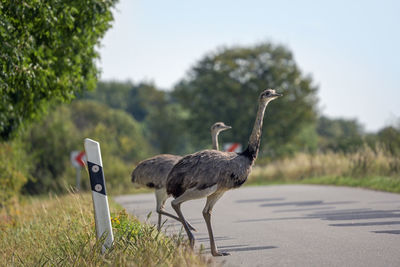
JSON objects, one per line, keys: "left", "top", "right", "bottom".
{"left": 21, "top": 100, "right": 153, "bottom": 195}
{"left": 0, "top": 142, "right": 29, "bottom": 209}
{"left": 249, "top": 145, "right": 400, "bottom": 184}
{"left": 22, "top": 106, "right": 80, "bottom": 194}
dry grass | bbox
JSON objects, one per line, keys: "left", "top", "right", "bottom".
{"left": 0, "top": 192, "right": 210, "bottom": 267}
{"left": 249, "top": 146, "right": 400, "bottom": 192}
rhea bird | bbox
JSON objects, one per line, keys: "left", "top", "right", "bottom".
{"left": 166, "top": 89, "right": 282, "bottom": 256}
{"left": 131, "top": 122, "right": 231, "bottom": 231}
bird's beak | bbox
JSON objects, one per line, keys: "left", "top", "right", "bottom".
{"left": 273, "top": 92, "right": 283, "bottom": 97}
{"left": 224, "top": 125, "right": 232, "bottom": 130}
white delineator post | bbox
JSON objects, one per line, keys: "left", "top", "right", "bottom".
{"left": 84, "top": 138, "right": 114, "bottom": 252}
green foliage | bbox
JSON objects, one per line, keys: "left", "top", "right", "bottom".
{"left": 22, "top": 100, "right": 153, "bottom": 195}
{"left": 22, "top": 106, "right": 80, "bottom": 194}
{"left": 144, "top": 102, "right": 192, "bottom": 154}
{"left": 377, "top": 126, "right": 400, "bottom": 155}
{"left": 69, "top": 100, "right": 152, "bottom": 161}
{"left": 81, "top": 81, "right": 165, "bottom": 122}
{"left": 0, "top": 0, "right": 117, "bottom": 140}
{"left": 317, "top": 116, "right": 364, "bottom": 152}
{"left": 82, "top": 81, "right": 192, "bottom": 154}
{"left": 0, "top": 141, "right": 29, "bottom": 208}
{"left": 301, "top": 176, "right": 400, "bottom": 194}
{"left": 173, "top": 42, "right": 318, "bottom": 157}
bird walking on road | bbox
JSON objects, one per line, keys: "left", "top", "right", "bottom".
{"left": 166, "top": 89, "right": 282, "bottom": 256}
{"left": 131, "top": 122, "right": 231, "bottom": 231}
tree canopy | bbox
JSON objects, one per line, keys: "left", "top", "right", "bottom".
{"left": 0, "top": 0, "right": 117, "bottom": 140}
{"left": 22, "top": 100, "right": 152, "bottom": 194}
{"left": 81, "top": 81, "right": 192, "bottom": 154}
{"left": 317, "top": 116, "right": 364, "bottom": 152}
{"left": 173, "top": 43, "right": 318, "bottom": 157}
{"left": 81, "top": 81, "right": 164, "bottom": 122}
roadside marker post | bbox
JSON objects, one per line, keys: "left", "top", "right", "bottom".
{"left": 84, "top": 138, "right": 114, "bottom": 253}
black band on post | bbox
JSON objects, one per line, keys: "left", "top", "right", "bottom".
{"left": 87, "top": 161, "right": 107, "bottom": 196}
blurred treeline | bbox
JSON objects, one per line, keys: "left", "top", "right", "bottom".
{"left": 1, "top": 42, "right": 400, "bottom": 208}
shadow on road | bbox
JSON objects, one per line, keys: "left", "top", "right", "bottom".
{"left": 197, "top": 236, "right": 234, "bottom": 242}
{"left": 260, "top": 200, "right": 355, "bottom": 207}
{"left": 236, "top": 197, "right": 285, "bottom": 203}
{"left": 372, "top": 230, "right": 400, "bottom": 235}
{"left": 330, "top": 221, "right": 400, "bottom": 227}
{"left": 274, "top": 207, "right": 336, "bottom": 213}
{"left": 308, "top": 209, "right": 400, "bottom": 221}
{"left": 236, "top": 208, "right": 400, "bottom": 223}
{"left": 202, "top": 244, "right": 277, "bottom": 254}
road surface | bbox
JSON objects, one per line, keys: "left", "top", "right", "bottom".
{"left": 115, "top": 185, "right": 400, "bottom": 266}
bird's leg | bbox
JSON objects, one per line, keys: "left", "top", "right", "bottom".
{"left": 155, "top": 189, "right": 196, "bottom": 231}
{"left": 203, "top": 191, "right": 229, "bottom": 257}
{"left": 157, "top": 209, "right": 197, "bottom": 231}
{"left": 155, "top": 189, "right": 166, "bottom": 231}
{"left": 171, "top": 201, "right": 195, "bottom": 248}
{"left": 171, "top": 185, "right": 219, "bottom": 248}
{"left": 157, "top": 211, "right": 162, "bottom": 232}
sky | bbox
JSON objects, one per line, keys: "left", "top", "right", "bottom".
{"left": 98, "top": 0, "right": 400, "bottom": 132}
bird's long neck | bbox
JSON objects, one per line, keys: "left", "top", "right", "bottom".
{"left": 212, "top": 131, "right": 220, "bottom": 150}
{"left": 242, "top": 101, "right": 269, "bottom": 162}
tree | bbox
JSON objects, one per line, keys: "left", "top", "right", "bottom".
{"left": 377, "top": 126, "right": 400, "bottom": 155}
{"left": 81, "top": 81, "right": 192, "bottom": 154}
{"left": 317, "top": 116, "right": 364, "bottom": 152}
{"left": 0, "top": 0, "right": 117, "bottom": 140}
{"left": 69, "top": 100, "right": 153, "bottom": 162}
{"left": 22, "top": 100, "right": 153, "bottom": 194}
{"left": 173, "top": 42, "right": 318, "bottom": 157}
{"left": 145, "top": 101, "right": 192, "bottom": 154}
{"left": 81, "top": 81, "right": 165, "bottom": 122}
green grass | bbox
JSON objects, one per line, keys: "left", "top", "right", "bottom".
{"left": 247, "top": 173, "right": 400, "bottom": 193}
{"left": 247, "top": 148, "right": 400, "bottom": 193}
{"left": 300, "top": 175, "right": 400, "bottom": 193}
{"left": 0, "top": 192, "right": 208, "bottom": 267}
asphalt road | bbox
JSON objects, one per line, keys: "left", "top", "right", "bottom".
{"left": 114, "top": 185, "right": 400, "bottom": 267}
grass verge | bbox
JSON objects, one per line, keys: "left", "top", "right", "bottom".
{"left": 247, "top": 148, "right": 400, "bottom": 193}
{"left": 247, "top": 174, "right": 400, "bottom": 193}
{"left": 0, "top": 192, "right": 208, "bottom": 266}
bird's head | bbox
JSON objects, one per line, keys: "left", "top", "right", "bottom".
{"left": 259, "top": 89, "right": 282, "bottom": 103}
{"left": 211, "top": 122, "right": 232, "bottom": 134}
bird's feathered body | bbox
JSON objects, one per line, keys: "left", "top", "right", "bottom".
{"left": 167, "top": 150, "right": 253, "bottom": 198}
{"left": 166, "top": 89, "right": 282, "bottom": 256}
{"left": 131, "top": 154, "right": 181, "bottom": 189}
{"left": 130, "top": 122, "right": 231, "bottom": 232}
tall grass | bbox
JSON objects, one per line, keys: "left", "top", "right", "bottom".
{"left": 249, "top": 146, "right": 400, "bottom": 192}
{"left": 0, "top": 192, "right": 208, "bottom": 266}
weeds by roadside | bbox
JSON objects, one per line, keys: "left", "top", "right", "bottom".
{"left": 0, "top": 192, "right": 208, "bottom": 266}
{"left": 249, "top": 146, "right": 400, "bottom": 192}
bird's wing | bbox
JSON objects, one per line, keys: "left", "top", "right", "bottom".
{"left": 167, "top": 150, "right": 238, "bottom": 197}
{"left": 132, "top": 154, "right": 181, "bottom": 188}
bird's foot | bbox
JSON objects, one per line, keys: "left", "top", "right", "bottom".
{"left": 188, "top": 224, "right": 197, "bottom": 232}
{"left": 212, "top": 250, "right": 230, "bottom": 257}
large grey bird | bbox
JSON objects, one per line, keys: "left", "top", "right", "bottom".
{"left": 131, "top": 122, "right": 231, "bottom": 231}
{"left": 166, "top": 89, "right": 282, "bottom": 256}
